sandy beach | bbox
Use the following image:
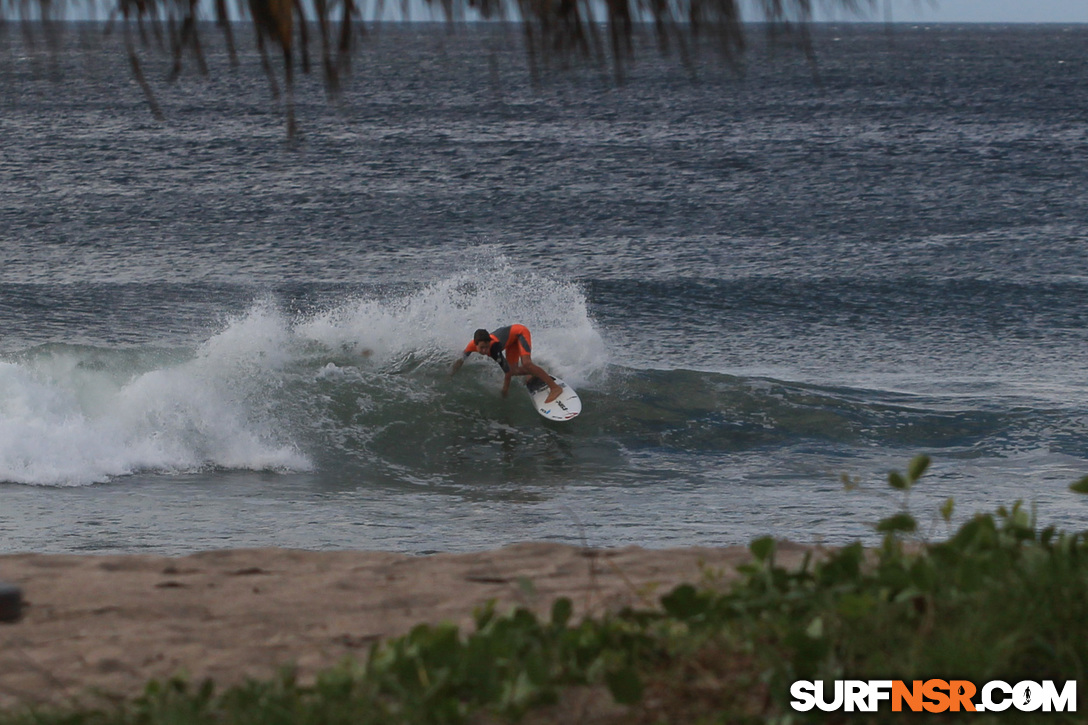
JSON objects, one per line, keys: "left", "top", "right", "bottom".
{"left": 0, "top": 542, "right": 817, "bottom": 710}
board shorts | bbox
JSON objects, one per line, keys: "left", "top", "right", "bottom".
{"left": 500, "top": 324, "right": 532, "bottom": 369}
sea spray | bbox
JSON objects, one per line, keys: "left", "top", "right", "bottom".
{"left": 0, "top": 265, "right": 610, "bottom": 487}
{"left": 294, "top": 261, "right": 609, "bottom": 387}
{"left": 0, "top": 307, "right": 311, "bottom": 487}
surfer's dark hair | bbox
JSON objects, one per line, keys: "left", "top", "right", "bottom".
{"left": 473, "top": 329, "right": 491, "bottom": 343}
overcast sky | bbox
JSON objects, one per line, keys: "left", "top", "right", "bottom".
{"left": 817, "top": 0, "right": 1088, "bottom": 23}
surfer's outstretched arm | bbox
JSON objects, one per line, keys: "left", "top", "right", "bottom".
{"left": 454, "top": 333, "right": 491, "bottom": 377}
{"left": 502, "top": 369, "right": 514, "bottom": 397}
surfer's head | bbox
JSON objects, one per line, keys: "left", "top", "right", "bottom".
{"left": 473, "top": 328, "right": 492, "bottom": 354}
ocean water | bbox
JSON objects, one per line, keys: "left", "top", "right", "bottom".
{"left": 2, "top": 23, "right": 1088, "bottom": 555}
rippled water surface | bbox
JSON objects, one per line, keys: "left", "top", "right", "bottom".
{"left": 2, "top": 24, "right": 1088, "bottom": 554}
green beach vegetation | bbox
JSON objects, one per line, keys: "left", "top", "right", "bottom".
{"left": 3, "top": 457, "right": 1087, "bottom": 723}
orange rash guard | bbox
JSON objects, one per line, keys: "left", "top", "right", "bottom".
{"left": 462, "top": 324, "right": 532, "bottom": 373}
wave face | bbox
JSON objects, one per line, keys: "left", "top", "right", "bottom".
{"left": 3, "top": 270, "right": 1088, "bottom": 555}
{"left": 0, "top": 266, "right": 607, "bottom": 487}
{"left": 4, "top": 269, "right": 1085, "bottom": 492}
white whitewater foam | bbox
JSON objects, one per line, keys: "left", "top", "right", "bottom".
{"left": 0, "top": 266, "right": 608, "bottom": 486}
{"left": 0, "top": 305, "right": 311, "bottom": 487}
{"left": 295, "top": 261, "right": 609, "bottom": 387}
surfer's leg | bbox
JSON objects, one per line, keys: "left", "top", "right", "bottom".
{"left": 518, "top": 356, "right": 563, "bottom": 403}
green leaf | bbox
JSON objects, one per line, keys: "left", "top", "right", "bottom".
{"left": 501, "top": 670, "right": 539, "bottom": 709}
{"left": 1009, "top": 505, "right": 1032, "bottom": 531}
{"left": 196, "top": 678, "right": 215, "bottom": 703}
{"left": 660, "top": 584, "right": 716, "bottom": 623}
{"left": 818, "top": 543, "right": 863, "bottom": 585}
{"left": 474, "top": 600, "right": 496, "bottom": 630}
{"left": 551, "top": 597, "right": 573, "bottom": 628}
{"left": 888, "top": 470, "right": 909, "bottom": 491}
{"left": 908, "top": 455, "right": 931, "bottom": 483}
{"left": 836, "top": 592, "right": 876, "bottom": 619}
{"left": 525, "top": 651, "right": 550, "bottom": 686}
{"left": 1070, "top": 476, "right": 1088, "bottom": 494}
{"left": 940, "top": 497, "right": 955, "bottom": 523}
{"left": 876, "top": 513, "right": 917, "bottom": 534}
{"left": 749, "top": 536, "right": 776, "bottom": 562}
{"left": 784, "top": 628, "right": 831, "bottom": 676}
{"left": 661, "top": 584, "right": 697, "bottom": 618}
{"left": 517, "top": 576, "right": 537, "bottom": 599}
{"left": 605, "top": 667, "right": 644, "bottom": 705}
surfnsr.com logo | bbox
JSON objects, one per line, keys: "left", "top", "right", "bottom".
{"left": 790, "top": 680, "right": 1077, "bottom": 713}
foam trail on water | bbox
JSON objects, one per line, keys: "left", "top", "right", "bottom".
{"left": 0, "top": 304, "right": 311, "bottom": 487}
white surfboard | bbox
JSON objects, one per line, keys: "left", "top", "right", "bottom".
{"left": 525, "top": 375, "right": 581, "bottom": 421}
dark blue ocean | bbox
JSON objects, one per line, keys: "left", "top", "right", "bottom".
{"left": 2, "top": 23, "right": 1088, "bottom": 554}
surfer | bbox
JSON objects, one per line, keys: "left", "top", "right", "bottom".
{"left": 451, "top": 324, "right": 564, "bottom": 403}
